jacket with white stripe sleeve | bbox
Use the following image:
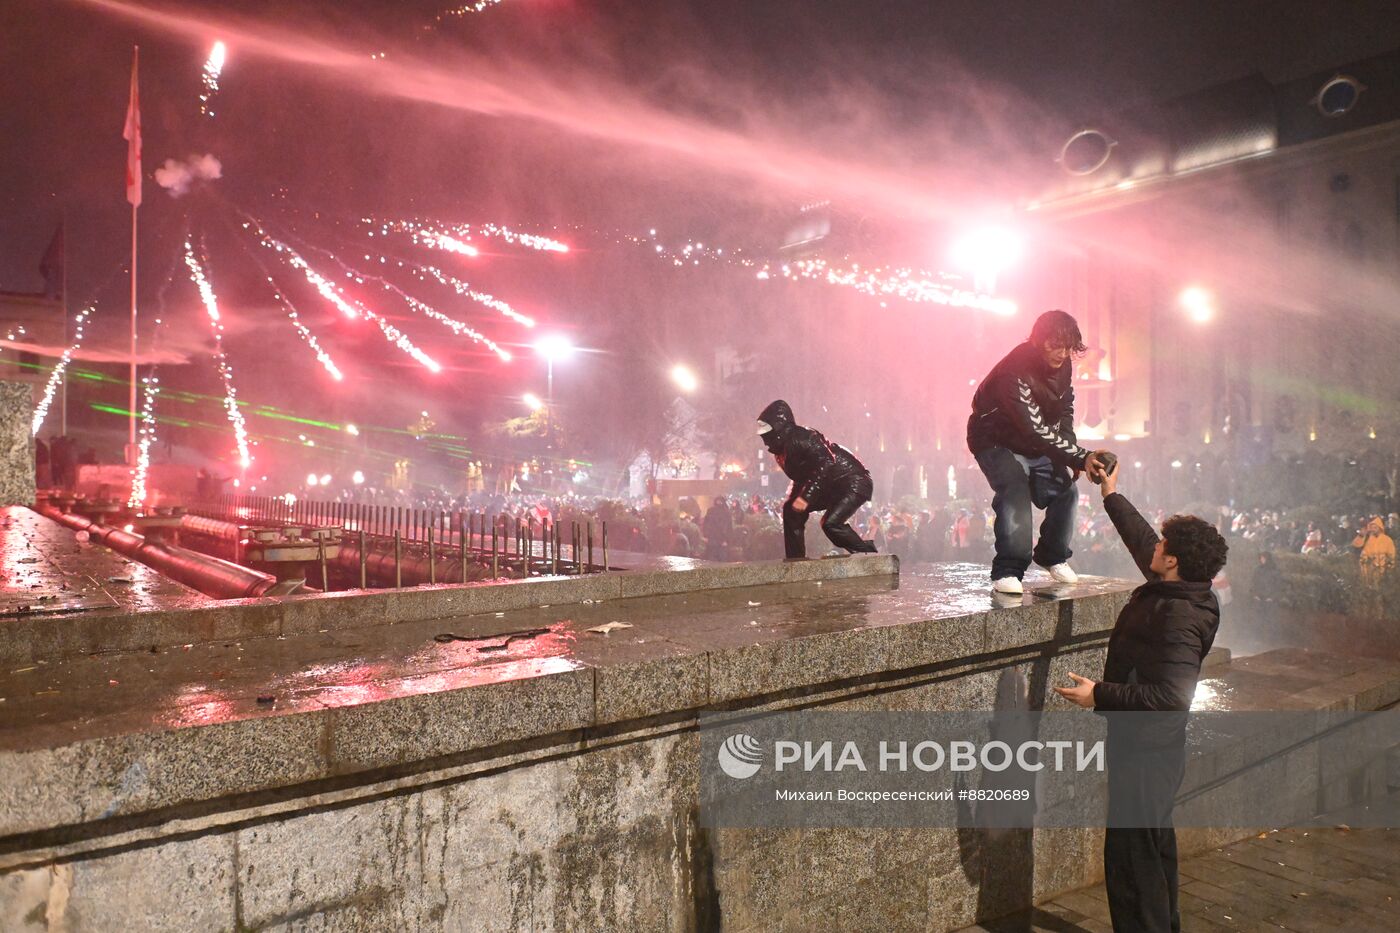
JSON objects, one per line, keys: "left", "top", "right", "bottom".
{"left": 966, "top": 341, "right": 1090, "bottom": 471}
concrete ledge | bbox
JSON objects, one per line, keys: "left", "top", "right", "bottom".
{"left": 0, "top": 576, "right": 1124, "bottom": 848}
{"left": 0, "top": 554, "right": 899, "bottom": 665}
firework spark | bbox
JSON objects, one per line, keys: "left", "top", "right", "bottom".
{"left": 636, "top": 232, "right": 1018, "bottom": 315}
{"left": 409, "top": 263, "right": 535, "bottom": 328}
{"left": 408, "top": 226, "right": 479, "bottom": 257}
{"left": 253, "top": 228, "right": 361, "bottom": 319}
{"left": 128, "top": 374, "right": 160, "bottom": 507}
{"left": 183, "top": 241, "right": 253, "bottom": 466}
{"left": 199, "top": 40, "right": 226, "bottom": 116}
{"left": 437, "top": 1, "right": 507, "bottom": 20}
{"left": 475, "top": 222, "right": 569, "bottom": 253}
{"left": 377, "top": 218, "right": 567, "bottom": 254}
{"left": 334, "top": 261, "right": 515, "bottom": 361}
{"left": 248, "top": 224, "right": 442, "bottom": 373}
{"left": 265, "top": 277, "right": 345, "bottom": 380}
{"left": 399, "top": 293, "right": 512, "bottom": 361}
{"left": 30, "top": 305, "right": 94, "bottom": 437}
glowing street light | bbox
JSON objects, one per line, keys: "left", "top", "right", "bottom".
{"left": 306, "top": 473, "right": 319, "bottom": 487}
{"left": 534, "top": 335, "right": 577, "bottom": 449}
{"left": 352, "top": 470, "right": 365, "bottom": 485}
{"left": 523, "top": 392, "right": 544, "bottom": 412}
{"left": 670, "top": 364, "right": 699, "bottom": 393}
{"left": 949, "top": 227, "right": 1023, "bottom": 294}
{"left": 320, "top": 474, "right": 332, "bottom": 486}
{"left": 535, "top": 334, "right": 576, "bottom": 364}
{"left": 1179, "top": 286, "right": 1215, "bottom": 323}
{"left": 345, "top": 423, "right": 360, "bottom": 436}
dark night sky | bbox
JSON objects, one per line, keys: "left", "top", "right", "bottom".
{"left": 4, "top": 0, "right": 1400, "bottom": 474}
{"left": 9, "top": 0, "right": 1400, "bottom": 292}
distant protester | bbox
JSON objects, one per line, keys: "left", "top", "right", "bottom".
{"left": 756, "top": 400, "right": 877, "bottom": 559}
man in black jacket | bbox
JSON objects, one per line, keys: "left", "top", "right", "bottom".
{"left": 968, "top": 310, "right": 1112, "bottom": 594}
{"left": 757, "top": 400, "right": 877, "bottom": 559}
{"left": 1054, "top": 461, "right": 1227, "bottom": 933}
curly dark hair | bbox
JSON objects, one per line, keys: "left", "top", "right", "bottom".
{"left": 1162, "top": 515, "right": 1229, "bottom": 582}
{"left": 1029, "top": 309, "right": 1088, "bottom": 356}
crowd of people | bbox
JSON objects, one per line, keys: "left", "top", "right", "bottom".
{"left": 32, "top": 434, "right": 97, "bottom": 489}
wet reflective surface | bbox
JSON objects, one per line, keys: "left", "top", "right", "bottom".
{"left": 0, "top": 556, "right": 1133, "bottom": 751}
{"left": 0, "top": 507, "right": 213, "bottom": 618}
{"left": 2, "top": 530, "right": 1388, "bottom": 755}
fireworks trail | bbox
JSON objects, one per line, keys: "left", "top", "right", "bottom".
{"left": 318, "top": 249, "right": 516, "bottom": 361}
{"left": 382, "top": 284, "right": 512, "bottom": 361}
{"left": 436, "top": 0, "right": 507, "bottom": 20}
{"left": 394, "top": 223, "right": 479, "bottom": 258}
{"left": 128, "top": 374, "right": 160, "bottom": 507}
{"left": 361, "top": 305, "right": 443, "bottom": 372}
{"left": 474, "top": 222, "right": 569, "bottom": 253}
{"left": 238, "top": 232, "right": 347, "bottom": 380}
{"left": 78, "top": 0, "right": 996, "bottom": 229}
{"left": 765, "top": 257, "right": 1017, "bottom": 315}
{"left": 183, "top": 241, "right": 253, "bottom": 466}
{"left": 408, "top": 263, "right": 535, "bottom": 328}
{"left": 355, "top": 222, "right": 538, "bottom": 326}
{"left": 30, "top": 305, "right": 94, "bottom": 437}
{"left": 375, "top": 218, "right": 567, "bottom": 254}
{"left": 635, "top": 231, "right": 1018, "bottom": 315}
{"left": 129, "top": 252, "right": 182, "bottom": 508}
{"left": 268, "top": 279, "right": 346, "bottom": 380}
{"left": 250, "top": 224, "right": 361, "bottom": 318}
{"left": 200, "top": 40, "right": 226, "bottom": 116}
{"left": 247, "top": 223, "right": 442, "bottom": 373}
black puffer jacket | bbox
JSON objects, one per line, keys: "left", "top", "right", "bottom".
{"left": 757, "top": 400, "right": 868, "bottom": 505}
{"left": 967, "top": 341, "right": 1089, "bottom": 471}
{"left": 1095, "top": 492, "right": 1221, "bottom": 747}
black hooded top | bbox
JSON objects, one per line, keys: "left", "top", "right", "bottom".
{"left": 757, "top": 400, "right": 868, "bottom": 504}
{"left": 967, "top": 341, "right": 1090, "bottom": 470}
{"left": 1094, "top": 492, "right": 1222, "bottom": 747}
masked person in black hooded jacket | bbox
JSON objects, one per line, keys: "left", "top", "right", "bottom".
{"left": 968, "top": 309, "right": 1113, "bottom": 595}
{"left": 757, "top": 400, "right": 877, "bottom": 559}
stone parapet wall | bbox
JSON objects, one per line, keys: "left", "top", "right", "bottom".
{"left": 0, "top": 383, "right": 34, "bottom": 507}
{"left": 0, "top": 584, "right": 1129, "bottom": 931}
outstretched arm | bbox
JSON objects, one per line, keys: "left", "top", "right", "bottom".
{"left": 1102, "top": 490, "right": 1160, "bottom": 580}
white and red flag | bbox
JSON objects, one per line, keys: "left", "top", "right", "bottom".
{"left": 123, "top": 48, "right": 142, "bottom": 207}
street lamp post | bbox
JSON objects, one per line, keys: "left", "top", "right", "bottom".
{"left": 534, "top": 335, "right": 575, "bottom": 453}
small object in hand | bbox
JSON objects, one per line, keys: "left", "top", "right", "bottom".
{"left": 1089, "top": 451, "right": 1118, "bottom": 485}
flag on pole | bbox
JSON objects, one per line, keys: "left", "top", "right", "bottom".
{"left": 39, "top": 222, "right": 65, "bottom": 298}
{"left": 123, "top": 48, "right": 142, "bottom": 207}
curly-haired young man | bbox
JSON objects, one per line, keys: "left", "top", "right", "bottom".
{"left": 1055, "top": 460, "right": 1228, "bottom": 933}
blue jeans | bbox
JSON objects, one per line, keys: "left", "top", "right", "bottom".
{"left": 974, "top": 447, "right": 1077, "bottom": 580}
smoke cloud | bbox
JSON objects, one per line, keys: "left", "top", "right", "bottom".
{"left": 154, "top": 153, "right": 223, "bottom": 197}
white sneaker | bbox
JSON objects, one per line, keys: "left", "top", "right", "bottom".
{"left": 992, "top": 576, "right": 1023, "bottom": 595}
{"left": 1046, "top": 563, "right": 1079, "bottom": 585}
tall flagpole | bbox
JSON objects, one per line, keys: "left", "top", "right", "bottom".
{"left": 129, "top": 177, "right": 138, "bottom": 459}
{"left": 60, "top": 213, "right": 69, "bottom": 436}
{"left": 124, "top": 46, "right": 141, "bottom": 465}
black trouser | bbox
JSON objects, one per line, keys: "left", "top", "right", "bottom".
{"left": 782, "top": 474, "right": 876, "bottom": 558}
{"left": 1104, "top": 743, "right": 1185, "bottom": 933}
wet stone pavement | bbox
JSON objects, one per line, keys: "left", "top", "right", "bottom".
{"left": 960, "top": 818, "right": 1400, "bottom": 932}
{"left": 0, "top": 553, "right": 1125, "bottom": 751}
{"left": 0, "top": 506, "right": 212, "bottom": 620}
